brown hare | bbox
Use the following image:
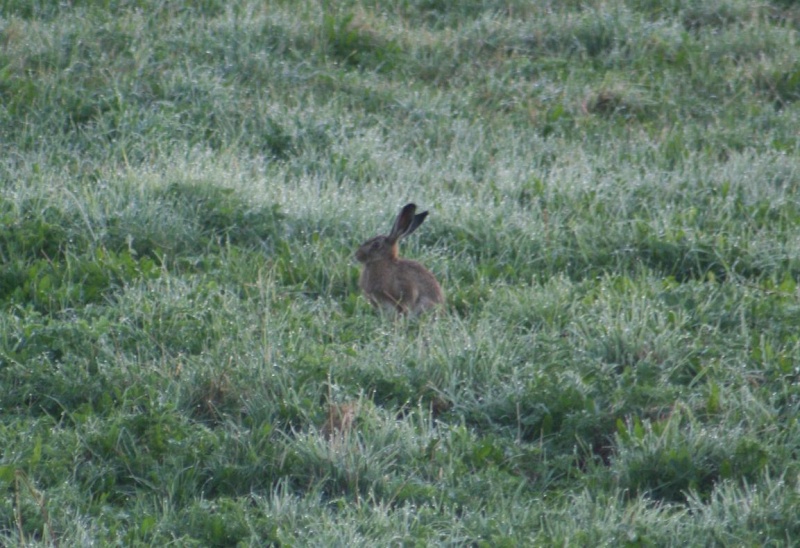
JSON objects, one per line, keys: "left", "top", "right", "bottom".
{"left": 355, "top": 203, "right": 443, "bottom": 316}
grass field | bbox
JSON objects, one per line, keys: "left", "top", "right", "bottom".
{"left": 2, "top": 0, "right": 800, "bottom": 545}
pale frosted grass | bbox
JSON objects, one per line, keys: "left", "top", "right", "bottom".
{"left": 2, "top": 1, "right": 799, "bottom": 544}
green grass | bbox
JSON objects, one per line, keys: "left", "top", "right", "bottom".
{"left": 1, "top": 0, "right": 799, "bottom": 544}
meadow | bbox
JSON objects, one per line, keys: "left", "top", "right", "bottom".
{"left": 1, "top": 0, "right": 799, "bottom": 544}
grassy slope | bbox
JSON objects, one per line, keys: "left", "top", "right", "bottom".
{"left": 1, "top": 0, "right": 800, "bottom": 544}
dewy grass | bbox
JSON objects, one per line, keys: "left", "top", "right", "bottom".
{"left": 1, "top": 0, "right": 800, "bottom": 544}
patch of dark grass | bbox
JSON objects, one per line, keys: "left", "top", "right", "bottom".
{"left": 614, "top": 411, "right": 772, "bottom": 503}
{"left": 150, "top": 182, "right": 286, "bottom": 252}
{"left": 321, "top": 11, "right": 401, "bottom": 73}
{"left": 166, "top": 497, "right": 255, "bottom": 547}
{"left": 364, "top": 0, "right": 533, "bottom": 29}
{"left": 0, "top": 314, "right": 133, "bottom": 418}
{"left": 0, "top": 245, "right": 160, "bottom": 312}
{"left": 583, "top": 82, "right": 655, "bottom": 121}
{"left": 629, "top": 0, "right": 760, "bottom": 30}
{"left": 755, "top": 61, "right": 800, "bottom": 107}
{"left": 0, "top": 197, "right": 78, "bottom": 262}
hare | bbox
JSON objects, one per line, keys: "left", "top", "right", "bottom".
{"left": 355, "top": 203, "right": 443, "bottom": 316}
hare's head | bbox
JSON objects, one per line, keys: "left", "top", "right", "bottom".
{"left": 355, "top": 203, "right": 428, "bottom": 264}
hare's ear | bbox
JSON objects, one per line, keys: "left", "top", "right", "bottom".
{"left": 389, "top": 203, "right": 418, "bottom": 242}
{"left": 405, "top": 210, "right": 429, "bottom": 238}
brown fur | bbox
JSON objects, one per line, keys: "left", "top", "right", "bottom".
{"left": 355, "top": 204, "right": 443, "bottom": 315}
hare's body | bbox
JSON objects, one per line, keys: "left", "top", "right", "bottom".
{"left": 356, "top": 204, "right": 443, "bottom": 316}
